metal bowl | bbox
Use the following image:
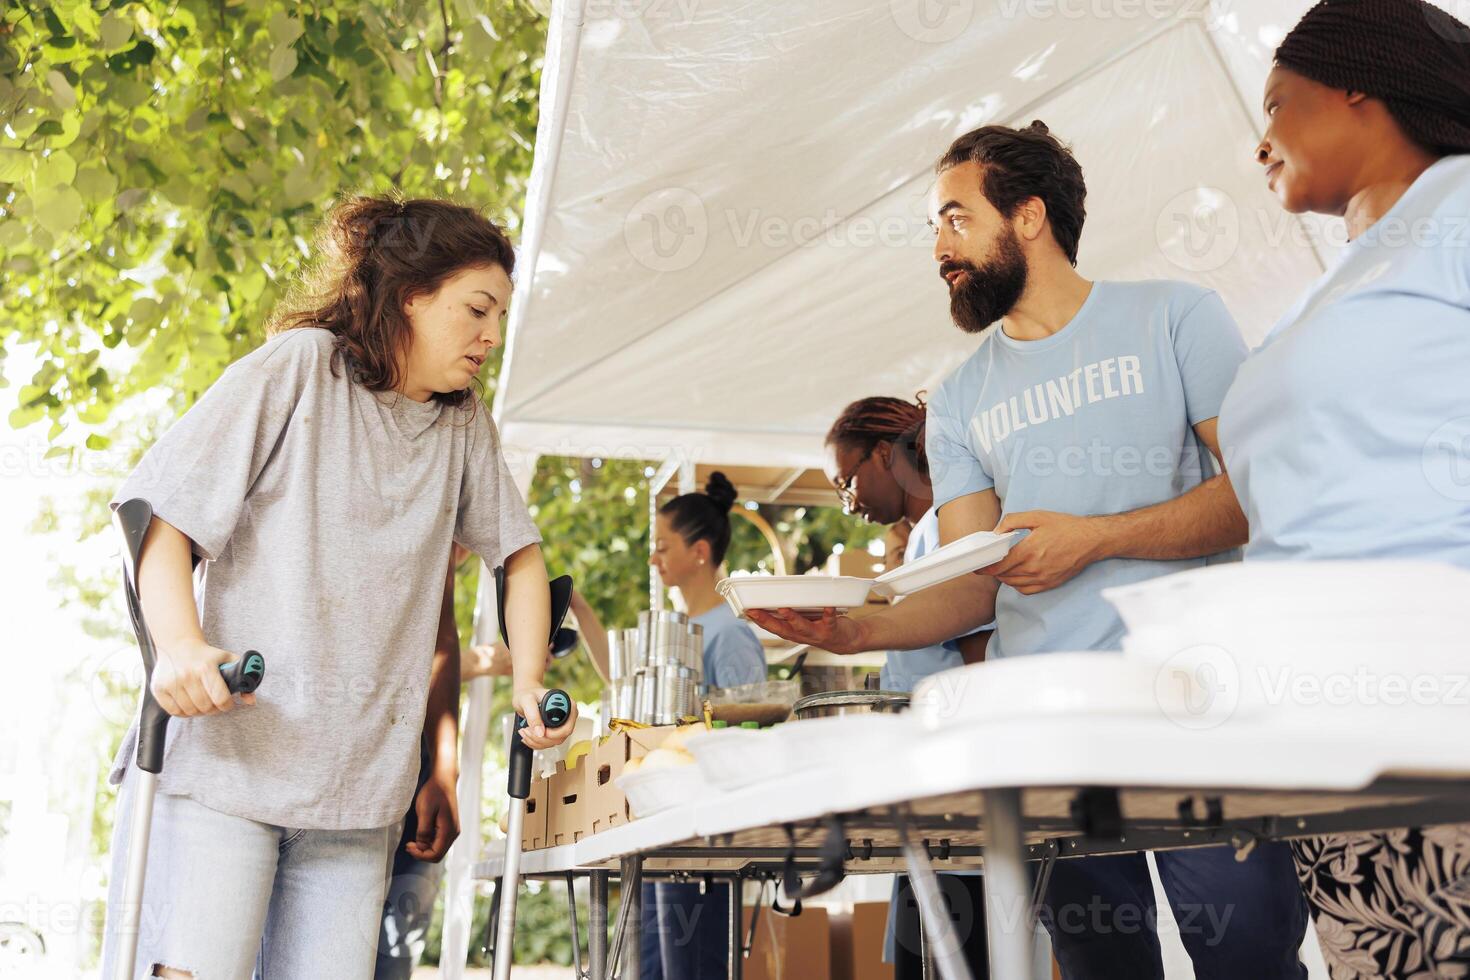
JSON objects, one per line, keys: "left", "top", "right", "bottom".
{"left": 791, "top": 689, "right": 910, "bottom": 720}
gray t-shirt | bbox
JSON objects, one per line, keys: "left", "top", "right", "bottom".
{"left": 109, "top": 328, "right": 541, "bottom": 829}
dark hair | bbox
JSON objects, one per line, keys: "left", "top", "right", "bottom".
{"left": 935, "top": 121, "right": 1088, "bottom": 266}
{"left": 826, "top": 395, "right": 929, "bottom": 476}
{"left": 659, "top": 472, "right": 738, "bottom": 566}
{"left": 269, "top": 194, "right": 517, "bottom": 408}
{"left": 1275, "top": 0, "right": 1470, "bottom": 155}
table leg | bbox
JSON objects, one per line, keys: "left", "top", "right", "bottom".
{"left": 620, "top": 856, "right": 643, "bottom": 980}
{"left": 893, "top": 806, "right": 974, "bottom": 980}
{"left": 590, "top": 870, "right": 609, "bottom": 980}
{"left": 727, "top": 875, "right": 743, "bottom": 980}
{"left": 982, "top": 788, "right": 1033, "bottom": 980}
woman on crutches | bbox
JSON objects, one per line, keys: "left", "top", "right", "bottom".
{"left": 100, "top": 195, "right": 575, "bottom": 979}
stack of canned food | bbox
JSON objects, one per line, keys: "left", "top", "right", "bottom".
{"left": 600, "top": 610, "right": 705, "bottom": 729}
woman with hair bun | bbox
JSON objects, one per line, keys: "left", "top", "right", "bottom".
{"left": 642, "top": 471, "right": 765, "bottom": 979}
{"left": 99, "top": 195, "right": 575, "bottom": 979}
{"left": 1219, "top": 0, "right": 1470, "bottom": 974}
{"left": 650, "top": 471, "right": 767, "bottom": 689}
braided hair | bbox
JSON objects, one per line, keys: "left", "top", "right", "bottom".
{"left": 1275, "top": 0, "right": 1470, "bottom": 154}
{"left": 659, "top": 472, "right": 738, "bottom": 566}
{"left": 826, "top": 395, "right": 929, "bottom": 476}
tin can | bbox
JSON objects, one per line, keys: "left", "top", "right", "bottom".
{"left": 607, "top": 629, "right": 630, "bottom": 681}
{"left": 685, "top": 623, "right": 705, "bottom": 674}
{"left": 636, "top": 611, "right": 654, "bottom": 669}
{"left": 650, "top": 611, "right": 688, "bottom": 667}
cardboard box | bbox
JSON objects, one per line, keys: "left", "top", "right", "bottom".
{"left": 585, "top": 734, "right": 628, "bottom": 836}
{"left": 830, "top": 908, "right": 855, "bottom": 980}
{"left": 545, "top": 758, "right": 586, "bottom": 847}
{"left": 854, "top": 902, "right": 895, "bottom": 980}
{"left": 581, "top": 725, "right": 684, "bottom": 834}
{"left": 742, "top": 904, "right": 830, "bottom": 980}
{"left": 520, "top": 774, "right": 548, "bottom": 851}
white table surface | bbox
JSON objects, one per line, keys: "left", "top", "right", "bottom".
{"left": 475, "top": 705, "right": 1470, "bottom": 878}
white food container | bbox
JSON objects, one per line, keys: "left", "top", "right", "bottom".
{"left": 907, "top": 653, "right": 1202, "bottom": 730}
{"left": 615, "top": 764, "right": 707, "bottom": 818}
{"left": 716, "top": 574, "right": 875, "bottom": 617}
{"left": 684, "top": 727, "right": 785, "bottom": 790}
{"left": 871, "top": 530, "right": 1023, "bottom": 597}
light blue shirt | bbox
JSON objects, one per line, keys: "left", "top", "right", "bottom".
{"left": 927, "top": 279, "right": 1248, "bottom": 658}
{"left": 691, "top": 602, "right": 767, "bottom": 689}
{"left": 1220, "top": 155, "right": 1470, "bottom": 569}
{"left": 880, "top": 508, "right": 975, "bottom": 691}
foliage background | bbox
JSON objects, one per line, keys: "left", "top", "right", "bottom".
{"left": 2, "top": 0, "right": 878, "bottom": 966}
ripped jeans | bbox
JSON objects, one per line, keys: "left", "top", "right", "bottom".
{"left": 100, "top": 765, "right": 399, "bottom": 979}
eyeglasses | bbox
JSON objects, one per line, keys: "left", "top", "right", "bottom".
{"left": 833, "top": 445, "right": 876, "bottom": 512}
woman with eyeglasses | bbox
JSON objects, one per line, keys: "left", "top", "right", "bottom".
{"left": 826, "top": 394, "right": 993, "bottom": 979}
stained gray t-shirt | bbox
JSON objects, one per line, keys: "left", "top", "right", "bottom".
{"left": 109, "top": 328, "right": 541, "bottom": 829}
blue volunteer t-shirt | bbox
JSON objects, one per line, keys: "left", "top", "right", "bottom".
{"left": 926, "top": 279, "right": 1248, "bottom": 659}
{"left": 1220, "top": 155, "right": 1470, "bottom": 569}
{"left": 691, "top": 602, "right": 768, "bottom": 689}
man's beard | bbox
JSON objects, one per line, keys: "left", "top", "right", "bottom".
{"left": 941, "top": 227, "right": 1028, "bottom": 334}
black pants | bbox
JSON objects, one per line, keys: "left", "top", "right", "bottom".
{"left": 892, "top": 874, "right": 990, "bottom": 980}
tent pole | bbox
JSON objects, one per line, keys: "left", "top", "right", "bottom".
{"left": 648, "top": 458, "right": 680, "bottom": 611}
{"left": 492, "top": 0, "right": 590, "bottom": 427}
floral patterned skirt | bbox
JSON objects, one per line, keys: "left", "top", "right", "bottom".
{"left": 1293, "top": 824, "right": 1470, "bottom": 979}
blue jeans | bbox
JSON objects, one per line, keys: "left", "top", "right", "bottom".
{"left": 639, "top": 881, "right": 729, "bottom": 979}
{"left": 640, "top": 881, "right": 662, "bottom": 980}
{"left": 374, "top": 741, "right": 441, "bottom": 980}
{"left": 102, "top": 766, "right": 400, "bottom": 979}
{"left": 1039, "top": 843, "right": 1308, "bottom": 980}
{"left": 373, "top": 839, "right": 444, "bottom": 979}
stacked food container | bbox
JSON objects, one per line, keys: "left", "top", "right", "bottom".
{"left": 599, "top": 610, "right": 705, "bottom": 731}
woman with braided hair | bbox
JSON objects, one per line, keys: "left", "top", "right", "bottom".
{"left": 826, "top": 394, "right": 994, "bottom": 979}
{"left": 825, "top": 394, "right": 995, "bottom": 687}
{"left": 1216, "top": 0, "right": 1470, "bottom": 974}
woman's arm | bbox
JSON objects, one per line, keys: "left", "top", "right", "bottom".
{"left": 136, "top": 517, "right": 251, "bottom": 717}
{"left": 569, "top": 590, "right": 611, "bottom": 684}
{"left": 502, "top": 543, "right": 576, "bottom": 749}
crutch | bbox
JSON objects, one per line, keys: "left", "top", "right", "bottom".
{"left": 491, "top": 563, "right": 574, "bottom": 980}
{"left": 111, "top": 499, "right": 265, "bottom": 980}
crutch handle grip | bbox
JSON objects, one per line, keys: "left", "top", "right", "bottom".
{"left": 136, "top": 652, "right": 267, "bottom": 775}
{"left": 220, "top": 650, "right": 266, "bottom": 695}
{"left": 507, "top": 689, "right": 572, "bottom": 800}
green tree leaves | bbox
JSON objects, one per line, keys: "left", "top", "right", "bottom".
{"left": 1, "top": 0, "right": 548, "bottom": 439}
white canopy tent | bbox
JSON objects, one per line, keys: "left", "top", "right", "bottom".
{"left": 446, "top": 1, "right": 1459, "bottom": 972}
{"left": 490, "top": 0, "right": 1369, "bottom": 475}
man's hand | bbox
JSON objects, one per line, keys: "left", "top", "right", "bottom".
{"left": 984, "top": 511, "right": 1110, "bottom": 595}
{"left": 404, "top": 771, "right": 460, "bottom": 862}
{"left": 513, "top": 686, "right": 577, "bottom": 750}
{"left": 745, "top": 607, "right": 868, "bottom": 654}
